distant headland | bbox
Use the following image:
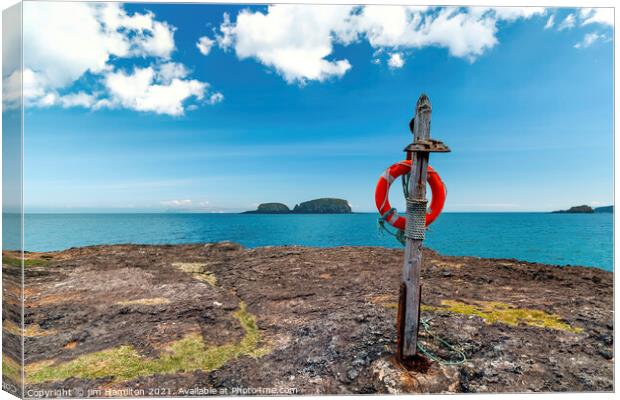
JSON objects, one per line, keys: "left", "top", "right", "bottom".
{"left": 243, "top": 198, "right": 352, "bottom": 214}
{"left": 552, "top": 205, "right": 613, "bottom": 214}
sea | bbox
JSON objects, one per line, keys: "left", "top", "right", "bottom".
{"left": 2, "top": 212, "right": 613, "bottom": 272}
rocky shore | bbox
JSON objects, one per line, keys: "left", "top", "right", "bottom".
{"left": 2, "top": 243, "right": 613, "bottom": 395}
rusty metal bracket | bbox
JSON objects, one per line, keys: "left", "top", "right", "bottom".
{"left": 404, "top": 139, "right": 451, "bottom": 153}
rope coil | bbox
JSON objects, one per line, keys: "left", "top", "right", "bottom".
{"left": 405, "top": 198, "right": 427, "bottom": 240}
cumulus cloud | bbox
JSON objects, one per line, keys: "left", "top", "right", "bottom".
{"left": 196, "top": 36, "right": 215, "bottom": 55}
{"left": 103, "top": 66, "right": 207, "bottom": 116}
{"left": 214, "top": 5, "right": 355, "bottom": 84}
{"left": 485, "top": 7, "right": 545, "bottom": 21}
{"left": 387, "top": 53, "right": 405, "bottom": 69}
{"left": 207, "top": 5, "right": 547, "bottom": 84}
{"left": 157, "top": 62, "right": 189, "bottom": 83}
{"left": 8, "top": 2, "right": 219, "bottom": 115}
{"left": 353, "top": 6, "right": 501, "bottom": 60}
{"left": 23, "top": 2, "right": 175, "bottom": 90}
{"left": 579, "top": 8, "right": 614, "bottom": 27}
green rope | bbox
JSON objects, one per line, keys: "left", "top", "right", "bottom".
{"left": 416, "top": 318, "right": 467, "bottom": 365}
{"left": 377, "top": 208, "right": 406, "bottom": 245}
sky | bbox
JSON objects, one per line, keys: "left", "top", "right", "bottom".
{"left": 5, "top": 2, "right": 614, "bottom": 213}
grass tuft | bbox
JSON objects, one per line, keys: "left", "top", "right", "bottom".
{"left": 2, "top": 256, "right": 50, "bottom": 268}
{"left": 172, "top": 262, "right": 217, "bottom": 286}
{"left": 430, "top": 300, "right": 582, "bottom": 333}
{"left": 2, "top": 354, "right": 22, "bottom": 383}
{"left": 26, "top": 302, "right": 269, "bottom": 383}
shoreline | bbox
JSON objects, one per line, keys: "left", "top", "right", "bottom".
{"left": 2, "top": 242, "right": 613, "bottom": 394}
{"left": 7, "top": 242, "right": 613, "bottom": 272}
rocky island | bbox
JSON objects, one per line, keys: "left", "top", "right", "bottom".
{"left": 243, "top": 203, "right": 291, "bottom": 214}
{"left": 552, "top": 205, "right": 595, "bottom": 214}
{"left": 552, "top": 205, "right": 613, "bottom": 214}
{"left": 244, "top": 198, "right": 352, "bottom": 214}
{"left": 2, "top": 243, "right": 612, "bottom": 395}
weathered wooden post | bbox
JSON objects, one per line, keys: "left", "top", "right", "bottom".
{"left": 397, "top": 94, "right": 450, "bottom": 366}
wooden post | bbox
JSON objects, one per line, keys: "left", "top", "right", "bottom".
{"left": 397, "top": 94, "right": 449, "bottom": 365}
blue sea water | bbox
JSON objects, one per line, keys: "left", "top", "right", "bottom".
{"left": 10, "top": 212, "right": 613, "bottom": 272}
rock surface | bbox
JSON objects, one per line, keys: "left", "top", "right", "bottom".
{"left": 2, "top": 244, "right": 613, "bottom": 395}
{"left": 293, "top": 198, "right": 351, "bottom": 214}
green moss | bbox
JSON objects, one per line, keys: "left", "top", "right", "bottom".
{"left": 382, "top": 302, "right": 435, "bottom": 312}
{"left": 3, "top": 354, "right": 21, "bottom": 383}
{"left": 194, "top": 272, "right": 217, "bottom": 286}
{"left": 433, "top": 300, "right": 582, "bottom": 333}
{"left": 26, "top": 302, "right": 269, "bottom": 383}
{"left": 172, "top": 262, "right": 217, "bottom": 286}
{"left": 2, "top": 256, "right": 49, "bottom": 268}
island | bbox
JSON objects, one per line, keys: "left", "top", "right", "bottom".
{"left": 595, "top": 205, "right": 613, "bottom": 213}
{"left": 243, "top": 198, "right": 352, "bottom": 214}
{"left": 293, "top": 198, "right": 351, "bottom": 214}
{"left": 552, "top": 205, "right": 594, "bottom": 214}
{"left": 243, "top": 202, "right": 290, "bottom": 214}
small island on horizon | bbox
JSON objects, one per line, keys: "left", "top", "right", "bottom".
{"left": 243, "top": 198, "right": 352, "bottom": 214}
{"left": 552, "top": 205, "right": 613, "bottom": 214}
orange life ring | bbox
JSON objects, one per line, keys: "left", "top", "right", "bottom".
{"left": 375, "top": 160, "right": 446, "bottom": 230}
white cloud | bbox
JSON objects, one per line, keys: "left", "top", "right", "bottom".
{"left": 11, "top": 2, "right": 218, "bottom": 116}
{"left": 161, "top": 199, "right": 193, "bottom": 207}
{"left": 387, "top": 53, "right": 405, "bottom": 69}
{"left": 354, "top": 6, "right": 501, "bottom": 60}
{"left": 160, "top": 199, "right": 212, "bottom": 210}
{"left": 480, "top": 7, "right": 546, "bottom": 22}
{"left": 59, "top": 92, "right": 96, "bottom": 108}
{"left": 579, "top": 8, "right": 614, "bottom": 27}
{"left": 544, "top": 14, "right": 555, "bottom": 30}
{"left": 157, "top": 62, "right": 189, "bottom": 83}
{"left": 103, "top": 66, "right": 207, "bottom": 116}
{"left": 207, "top": 92, "right": 224, "bottom": 105}
{"left": 216, "top": 13, "right": 236, "bottom": 50}
{"left": 218, "top": 5, "right": 355, "bottom": 84}
{"left": 574, "top": 32, "right": 606, "bottom": 49}
{"left": 211, "top": 5, "right": 547, "bottom": 83}
{"left": 196, "top": 36, "right": 215, "bottom": 55}
{"left": 22, "top": 2, "right": 175, "bottom": 91}
{"left": 558, "top": 14, "right": 576, "bottom": 30}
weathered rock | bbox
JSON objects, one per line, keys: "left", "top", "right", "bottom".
{"left": 2, "top": 244, "right": 612, "bottom": 395}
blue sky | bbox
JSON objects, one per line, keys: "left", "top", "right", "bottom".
{"left": 11, "top": 3, "right": 613, "bottom": 212}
